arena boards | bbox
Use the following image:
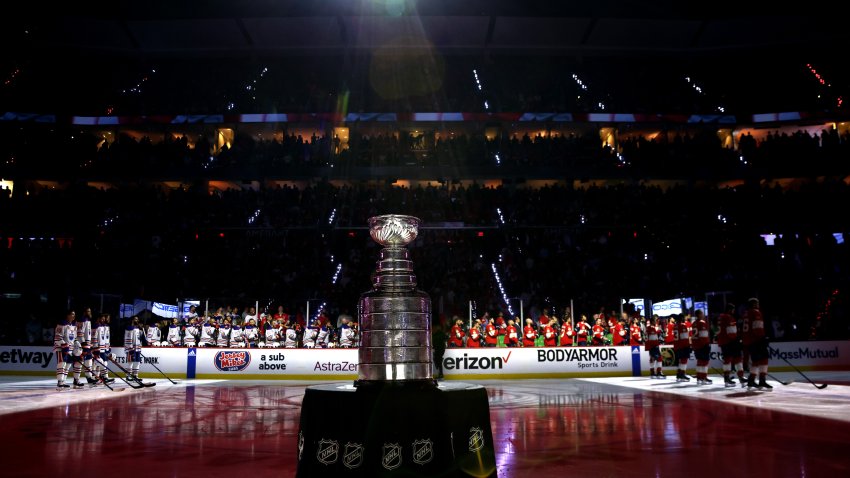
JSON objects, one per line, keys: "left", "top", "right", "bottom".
{"left": 1, "top": 341, "right": 848, "bottom": 380}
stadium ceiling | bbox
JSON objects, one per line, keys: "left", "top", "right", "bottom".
{"left": 6, "top": 0, "right": 847, "bottom": 56}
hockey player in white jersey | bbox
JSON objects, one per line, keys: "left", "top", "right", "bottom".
{"left": 316, "top": 322, "right": 331, "bottom": 348}
{"left": 302, "top": 320, "right": 318, "bottom": 348}
{"left": 216, "top": 319, "right": 231, "bottom": 347}
{"left": 283, "top": 321, "right": 298, "bottom": 348}
{"left": 92, "top": 314, "right": 114, "bottom": 384}
{"left": 243, "top": 319, "right": 259, "bottom": 348}
{"left": 146, "top": 321, "right": 162, "bottom": 346}
{"left": 75, "top": 308, "right": 97, "bottom": 385}
{"left": 264, "top": 320, "right": 281, "bottom": 348}
{"left": 124, "top": 317, "right": 143, "bottom": 380}
{"left": 199, "top": 317, "right": 216, "bottom": 347}
{"left": 338, "top": 317, "right": 355, "bottom": 348}
{"left": 230, "top": 323, "right": 244, "bottom": 347}
{"left": 183, "top": 318, "right": 199, "bottom": 347}
{"left": 53, "top": 311, "right": 76, "bottom": 389}
{"left": 166, "top": 318, "right": 182, "bottom": 346}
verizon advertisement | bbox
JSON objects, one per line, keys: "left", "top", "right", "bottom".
{"left": 441, "top": 346, "right": 638, "bottom": 378}
{"left": 192, "top": 348, "right": 359, "bottom": 379}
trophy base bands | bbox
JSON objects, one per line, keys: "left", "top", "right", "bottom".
{"left": 296, "top": 382, "right": 497, "bottom": 477}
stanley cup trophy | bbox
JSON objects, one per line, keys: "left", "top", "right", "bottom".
{"left": 358, "top": 215, "right": 434, "bottom": 385}
{"left": 296, "top": 215, "right": 496, "bottom": 477}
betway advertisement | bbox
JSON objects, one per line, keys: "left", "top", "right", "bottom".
{"left": 441, "top": 346, "right": 638, "bottom": 379}
{"left": 0, "top": 346, "right": 187, "bottom": 377}
{"left": 192, "top": 348, "right": 359, "bottom": 379}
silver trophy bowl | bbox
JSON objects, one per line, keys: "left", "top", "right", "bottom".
{"left": 368, "top": 215, "right": 420, "bottom": 247}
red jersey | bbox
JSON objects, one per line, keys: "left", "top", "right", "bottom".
{"left": 691, "top": 318, "right": 710, "bottom": 349}
{"left": 716, "top": 313, "right": 737, "bottom": 345}
{"left": 449, "top": 325, "right": 465, "bottom": 347}
{"left": 742, "top": 309, "right": 764, "bottom": 345}
{"left": 674, "top": 321, "right": 691, "bottom": 350}
{"left": 495, "top": 316, "right": 506, "bottom": 335}
{"left": 613, "top": 323, "right": 627, "bottom": 346}
{"left": 273, "top": 312, "right": 289, "bottom": 323}
{"left": 505, "top": 325, "right": 519, "bottom": 346}
{"left": 576, "top": 321, "right": 590, "bottom": 343}
{"left": 592, "top": 324, "right": 605, "bottom": 343}
{"left": 644, "top": 324, "right": 660, "bottom": 350}
{"left": 522, "top": 325, "right": 537, "bottom": 347}
{"left": 629, "top": 324, "right": 642, "bottom": 346}
{"left": 467, "top": 329, "right": 481, "bottom": 348}
{"left": 484, "top": 323, "right": 498, "bottom": 346}
{"left": 543, "top": 325, "right": 557, "bottom": 347}
{"left": 665, "top": 322, "right": 676, "bottom": 344}
{"left": 559, "top": 323, "right": 574, "bottom": 345}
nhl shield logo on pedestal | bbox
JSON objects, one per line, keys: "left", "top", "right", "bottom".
{"left": 382, "top": 443, "right": 402, "bottom": 470}
{"left": 469, "top": 427, "right": 484, "bottom": 452}
{"left": 412, "top": 439, "right": 434, "bottom": 465}
{"left": 343, "top": 442, "right": 363, "bottom": 469}
{"left": 316, "top": 439, "right": 339, "bottom": 465}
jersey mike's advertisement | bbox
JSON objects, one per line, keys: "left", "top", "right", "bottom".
{"left": 192, "top": 348, "right": 360, "bottom": 379}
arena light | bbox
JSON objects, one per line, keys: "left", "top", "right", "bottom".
{"left": 247, "top": 209, "right": 261, "bottom": 225}
{"left": 327, "top": 208, "right": 337, "bottom": 225}
{"left": 494, "top": 153, "right": 501, "bottom": 165}
{"left": 496, "top": 208, "right": 505, "bottom": 225}
{"left": 331, "top": 263, "right": 343, "bottom": 284}
{"left": 491, "top": 263, "right": 515, "bottom": 316}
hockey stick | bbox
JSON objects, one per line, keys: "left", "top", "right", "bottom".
{"left": 101, "top": 361, "right": 145, "bottom": 389}
{"left": 78, "top": 358, "right": 121, "bottom": 391}
{"left": 768, "top": 345, "right": 827, "bottom": 389}
{"left": 138, "top": 352, "right": 179, "bottom": 384}
{"left": 767, "top": 373, "right": 792, "bottom": 386}
{"left": 105, "top": 355, "right": 156, "bottom": 388}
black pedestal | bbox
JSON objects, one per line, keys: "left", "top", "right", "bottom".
{"left": 296, "top": 382, "right": 497, "bottom": 477}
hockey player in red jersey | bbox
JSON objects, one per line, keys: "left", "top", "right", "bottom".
{"left": 522, "top": 319, "right": 537, "bottom": 347}
{"left": 674, "top": 315, "right": 692, "bottom": 382}
{"left": 645, "top": 316, "right": 664, "bottom": 378}
{"left": 691, "top": 310, "right": 712, "bottom": 385}
{"left": 543, "top": 321, "right": 557, "bottom": 347}
{"left": 505, "top": 319, "right": 519, "bottom": 347}
{"left": 629, "top": 318, "right": 642, "bottom": 346}
{"left": 592, "top": 318, "right": 605, "bottom": 346}
{"left": 466, "top": 326, "right": 482, "bottom": 348}
{"left": 664, "top": 317, "right": 676, "bottom": 344}
{"left": 576, "top": 315, "right": 590, "bottom": 346}
{"left": 717, "top": 303, "right": 744, "bottom": 387}
{"left": 559, "top": 320, "right": 574, "bottom": 346}
{"left": 484, "top": 321, "right": 498, "bottom": 347}
{"left": 612, "top": 319, "right": 627, "bottom": 346}
{"left": 449, "top": 319, "right": 465, "bottom": 348}
{"left": 742, "top": 298, "right": 772, "bottom": 390}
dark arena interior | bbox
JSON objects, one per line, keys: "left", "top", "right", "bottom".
{"left": 1, "top": 1, "right": 850, "bottom": 477}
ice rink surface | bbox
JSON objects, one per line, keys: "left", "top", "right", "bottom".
{"left": 2, "top": 372, "right": 849, "bottom": 477}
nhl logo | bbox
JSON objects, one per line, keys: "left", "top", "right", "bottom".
{"left": 468, "top": 427, "right": 484, "bottom": 452}
{"left": 382, "top": 443, "right": 402, "bottom": 470}
{"left": 316, "top": 439, "right": 339, "bottom": 465}
{"left": 343, "top": 442, "right": 364, "bottom": 469}
{"left": 412, "top": 439, "right": 433, "bottom": 465}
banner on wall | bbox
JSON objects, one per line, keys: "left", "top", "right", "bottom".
{"left": 2, "top": 341, "right": 848, "bottom": 379}
{"left": 652, "top": 299, "right": 683, "bottom": 317}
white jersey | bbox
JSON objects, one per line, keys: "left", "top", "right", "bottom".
{"left": 283, "top": 328, "right": 298, "bottom": 348}
{"left": 265, "top": 327, "right": 280, "bottom": 344}
{"left": 338, "top": 325, "right": 355, "bottom": 348}
{"left": 146, "top": 326, "right": 161, "bottom": 344}
{"left": 200, "top": 323, "right": 216, "bottom": 346}
{"left": 53, "top": 321, "right": 75, "bottom": 351}
{"left": 243, "top": 326, "right": 259, "bottom": 344}
{"left": 302, "top": 328, "right": 318, "bottom": 348}
{"left": 97, "top": 325, "right": 111, "bottom": 351}
{"left": 230, "top": 326, "right": 244, "bottom": 345}
{"left": 76, "top": 319, "right": 92, "bottom": 344}
{"left": 316, "top": 327, "right": 330, "bottom": 347}
{"left": 124, "top": 326, "right": 141, "bottom": 351}
{"left": 167, "top": 325, "right": 181, "bottom": 346}
{"left": 216, "top": 326, "right": 231, "bottom": 347}
{"left": 183, "top": 324, "right": 199, "bottom": 345}
{"left": 244, "top": 314, "right": 258, "bottom": 326}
